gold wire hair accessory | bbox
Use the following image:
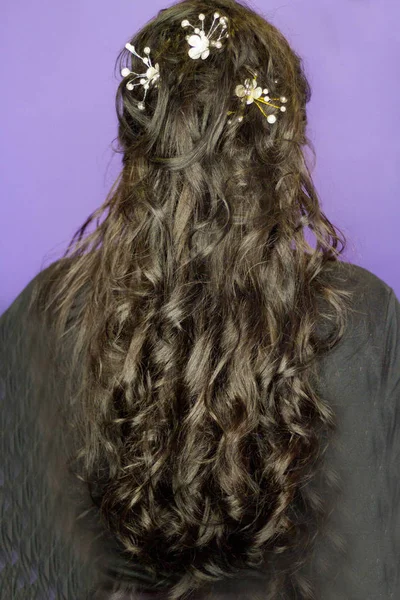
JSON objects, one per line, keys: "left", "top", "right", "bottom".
{"left": 181, "top": 11, "right": 229, "bottom": 60}
{"left": 121, "top": 44, "right": 160, "bottom": 110}
{"left": 227, "top": 75, "right": 288, "bottom": 124}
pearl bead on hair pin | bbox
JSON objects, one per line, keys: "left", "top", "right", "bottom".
{"left": 121, "top": 44, "right": 160, "bottom": 111}
{"left": 181, "top": 11, "right": 229, "bottom": 60}
{"left": 227, "top": 75, "right": 288, "bottom": 124}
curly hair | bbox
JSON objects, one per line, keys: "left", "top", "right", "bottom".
{"left": 28, "top": 0, "right": 357, "bottom": 598}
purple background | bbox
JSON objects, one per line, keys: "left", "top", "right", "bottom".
{"left": 1, "top": 0, "right": 399, "bottom": 312}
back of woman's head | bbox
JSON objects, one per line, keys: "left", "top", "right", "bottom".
{"left": 117, "top": 0, "right": 309, "bottom": 169}
{"left": 29, "top": 1, "right": 356, "bottom": 599}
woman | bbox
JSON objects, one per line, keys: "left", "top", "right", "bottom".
{"left": 1, "top": 0, "right": 399, "bottom": 598}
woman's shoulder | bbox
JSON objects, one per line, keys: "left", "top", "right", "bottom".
{"left": 325, "top": 259, "right": 396, "bottom": 321}
{"left": 328, "top": 259, "right": 393, "bottom": 295}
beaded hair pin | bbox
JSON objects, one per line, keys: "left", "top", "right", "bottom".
{"left": 120, "top": 9, "right": 289, "bottom": 124}
{"left": 228, "top": 74, "right": 288, "bottom": 124}
{"left": 181, "top": 11, "right": 229, "bottom": 60}
{"left": 121, "top": 43, "right": 160, "bottom": 111}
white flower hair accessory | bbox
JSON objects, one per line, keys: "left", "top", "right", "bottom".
{"left": 181, "top": 11, "right": 229, "bottom": 60}
{"left": 121, "top": 43, "right": 160, "bottom": 111}
{"left": 228, "top": 75, "right": 288, "bottom": 124}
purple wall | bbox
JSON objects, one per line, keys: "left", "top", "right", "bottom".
{"left": 1, "top": 0, "right": 399, "bottom": 311}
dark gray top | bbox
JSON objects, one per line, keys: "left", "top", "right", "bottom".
{"left": 1, "top": 260, "right": 399, "bottom": 599}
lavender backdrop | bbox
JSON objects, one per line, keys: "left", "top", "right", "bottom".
{"left": 1, "top": 0, "right": 399, "bottom": 312}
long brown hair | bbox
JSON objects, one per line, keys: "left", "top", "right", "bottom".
{"left": 29, "top": 0, "right": 356, "bottom": 598}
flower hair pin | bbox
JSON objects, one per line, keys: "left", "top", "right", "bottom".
{"left": 228, "top": 75, "right": 288, "bottom": 124}
{"left": 181, "top": 11, "right": 229, "bottom": 60}
{"left": 121, "top": 43, "right": 160, "bottom": 111}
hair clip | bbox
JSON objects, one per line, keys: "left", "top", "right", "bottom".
{"left": 181, "top": 11, "right": 229, "bottom": 60}
{"left": 121, "top": 44, "right": 160, "bottom": 111}
{"left": 227, "top": 75, "right": 288, "bottom": 124}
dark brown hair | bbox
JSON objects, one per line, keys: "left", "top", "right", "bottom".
{"left": 29, "top": 0, "right": 356, "bottom": 598}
